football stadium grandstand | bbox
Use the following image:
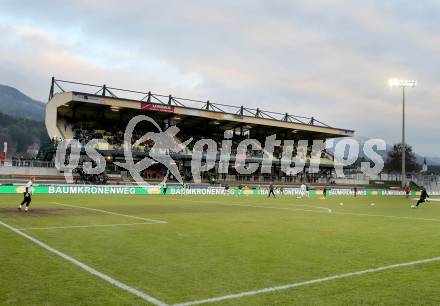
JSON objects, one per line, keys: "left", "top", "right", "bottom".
{"left": 1, "top": 78, "right": 439, "bottom": 193}
{"left": 42, "top": 78, "right": 354, "bottom": 186}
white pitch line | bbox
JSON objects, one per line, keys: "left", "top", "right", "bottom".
{"left": 19, "top": 222, "right": 162, "bottom": 231}
{"left": 51, "top": 201, "right": 167, "bottom": 224}
{"left": 181, "top": 199, "right": 327, "bottom": 213}
{"left": 329, "top": 210, "right": 440, "bottom": 222}
{"left": 180, "top": 199, "right": 440, "bottom": 223}
{"left": 412, "top": 198, "right": 440, "bottom": 202}
{"left": 273, "top": 200, "right": 330, "bottom": 211}
{"left": 0, "top": 219, "right": 169, "bottom": 306}
{"left": 174, "top": 256, "right": 440, "bottom": 306}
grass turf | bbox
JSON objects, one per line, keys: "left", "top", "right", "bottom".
{"left": 1, "top": 194, "right": 440, "bottom": 305}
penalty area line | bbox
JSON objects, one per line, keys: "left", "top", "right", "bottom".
{"left": 174, "top": 256, "right": 440, "bottom": 306}
{"left": 180, "top": 199, "right": 329, "bottom": 214}
{"left": 0, "top": 219, "right": 169, "bottom": 306}
{"left": 412, "top": 198, "right": 440, "bottom": 202}
{"left": 19, "top": 222, "right": 163, "bottom": 231}
{"left": 50, "top": 201, "right": 167, "bottom": 224}
{"left": 179, "top": 199, "right": 440, "bottom": 223}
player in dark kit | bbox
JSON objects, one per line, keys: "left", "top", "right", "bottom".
{"left": 415, "top": 187, "right": 429, "bottom": 207}
{"left": 162, "top": 183, "right": 167, "bottom": 195}
{"left": 268, "top": 183, "right": 276, "bottom": 198}
{"left": 18, "top": 178, "right": 33, "bottom": 212}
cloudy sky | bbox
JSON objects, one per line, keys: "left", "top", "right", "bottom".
{"left": 1, "top": 1, "right": 439, "bottom": 155}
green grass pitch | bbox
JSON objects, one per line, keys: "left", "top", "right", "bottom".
{"left": 1, "top": 194, "right": 440, "bottom": 305}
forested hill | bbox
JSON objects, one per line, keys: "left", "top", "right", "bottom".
{"left": 0, "top": 108, "right": 48, "bottom": 155}
{"left": 0, "top": 84, "right": 45, "bottom": 122}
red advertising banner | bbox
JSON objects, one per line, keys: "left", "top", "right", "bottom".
{"left": 140, "top": 103, "right": 175, "bottom": 113}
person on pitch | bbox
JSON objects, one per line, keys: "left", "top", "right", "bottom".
{"left": 415, "top": 187, "right": 429, "bottom": 207}
{"left": 300, "top": 183, "right": 308, "bottom": 197}
{"left": 268, "top": 183, "right": 276, "bottom": 198}
{"left": 162, "top": 183, "right": 168, "bottom": 195}
{"left": 279, "top": 186, "right": 284, "bottom": 195}
{"left": 18, "top": 177, "right": 33, "bottom": 212}
{"left": 404, "top": 185, "right": 411, "bottom": 198}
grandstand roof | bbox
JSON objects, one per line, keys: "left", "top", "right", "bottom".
{"left": 46, "top": 78, "right": 354, "bottom": 140}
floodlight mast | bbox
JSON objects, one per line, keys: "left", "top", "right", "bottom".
{"left": 388, "top": 79, "right": 417, "bottom": 187}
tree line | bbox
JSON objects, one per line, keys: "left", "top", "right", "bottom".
{"left": 0, "top": 112, "right": 49, "bottom": 157}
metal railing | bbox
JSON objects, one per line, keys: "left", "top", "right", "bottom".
{"left": 48, "top": 77, "right": 337, "bottom": 128}
{"left": 1, "top": 160, "right": 55, "bottom": 168}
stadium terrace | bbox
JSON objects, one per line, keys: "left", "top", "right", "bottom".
{"left": 45, "top": 78, "right": 365, "bottom": 185}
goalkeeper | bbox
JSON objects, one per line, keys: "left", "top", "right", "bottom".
{"left": 415, "top": 187, "right": 429, "bottom": 207}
